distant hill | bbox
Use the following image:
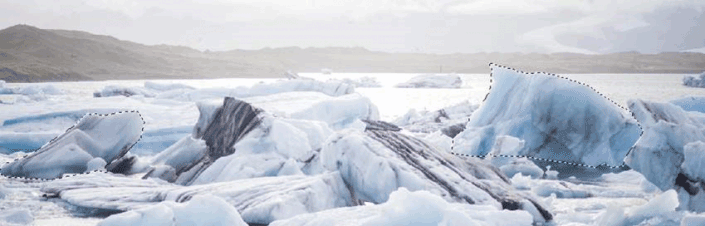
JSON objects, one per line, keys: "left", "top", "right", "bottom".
{"left": 1, "top": 24, "right": 705, "bottom": 82}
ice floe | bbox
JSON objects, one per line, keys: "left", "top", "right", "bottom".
{"left": 395, "top": 74, "right": 463, "bottom": 88}
{"left": 453, "top": 64, "right": 641, "bottom": 177}
{"left": 0, "top": 111, "right": 143, "bottom": 179}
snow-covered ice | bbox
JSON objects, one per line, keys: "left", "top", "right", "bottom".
{"left": 395, "top": 74, "right": 463, "bottom": 89}
{"left": 453, "top": 65, "right": 641, "bottom": 176}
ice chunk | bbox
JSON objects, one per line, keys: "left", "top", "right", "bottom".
{"left": 94, "top": 85, "right": 156, "bottom": 98}
{"left": 0, "top": 208, "right": 33, "bottom": 225}
{"left": 486, "top": 135, "right": 525, "bottom": 166}
{"left": 531, "top": 180, "right": 590, "bottom": 198}
{"left": 395, "top": 74, "right": 463, "bottom": 88}
{"left": 624, "top": 99, "right": 705, "bottom": 212}
{"left": 86, "top": 157, "right": 107, "bottom": 171}
{"left": 270, "top": 187, "right": 534, "bottom": 226}
{"left": 682, "top": 141, "right": 705, "bottom": 182}
{"left": 683, "top": 72, "right": 705, "bottom": 88}
{"left": 671, "top": 96, "right": 705, "bottom": 113}
{"left": 454, "top": 64, "right": 641, "bottom": 176}
{"left": 682, "top": 213, "right": 705, "bottom": 226}
{"left": 393, "top": 100, "right": 477, "bottom": 134}
{"left": 290, "top": 93, "right": 380, "bottom": 129}
{"left": 499, "top": 158, "right": 544, "bottom": 179}
{"left": 98, "top": 195, "right": 247, "bottom": 226}
{"left": 595, "top": 189, "right": 679, "bottom": 226}
{"left": 153, "top": 97, "right": 335, "bottom": 184}
{"left": 42, "top": 172, "right": 352, "bottom": 225}
{"left": 0, "top": 111, "right": 143, "bottom": 179}
{"left": 320, "top": 128, "right": 553, "bottom": 222}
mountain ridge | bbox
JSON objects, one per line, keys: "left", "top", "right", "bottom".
{"left": 1, "top": 24, "right": 704, "bottom": 82}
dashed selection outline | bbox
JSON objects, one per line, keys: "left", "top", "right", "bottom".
{"left": 0, "top": 110, "right": 145, "bottom": 182}
{"left": 449, "top": 62, "right": 644, "bottom": 170}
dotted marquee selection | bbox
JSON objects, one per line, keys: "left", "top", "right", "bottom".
{"left": 0, "top": 110, "right": 145, "bottom": 182}
{"left": 448, "top": 63, "right": 644, "bottom": 170}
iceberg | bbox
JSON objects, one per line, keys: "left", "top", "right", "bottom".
{"left": 393, "top": 100, "right": 477, "bottom": 134}
{"left": 395, "top": 74, "right": 463, "bottom": 88}
{"left": 625, "top": 99, "right": 705, "bottom": 212}
{"left": 683, "top": 72, "right": 705, "bottom": 88}
{"left": 453, "top": 64, "right": 641, "bottom": 177}
{"left": 94, "top": 85, "right": 157, "bottom": 98}
{"left": 145, "top": 97, "right": 336, "bottom": 185}
{"left": 0, "top": 111, "right": 143, "bottom": 179}
{"left": 42, "top": 172, "right": 352, "bottom": 225}
{"left": 270, "top": 187, "right": 534, "bottom": 226}
{"left": 320, "top": 127, "right": 553, "bottom": 222}
{"left": 671, "top": 96, "right": 705, "bottom": 113}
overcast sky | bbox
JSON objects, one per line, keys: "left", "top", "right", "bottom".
{"left": 1, "top": 0, "right": 704, "bottom": 54}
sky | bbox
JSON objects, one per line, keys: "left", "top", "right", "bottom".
{"left": 1, "top": 0, "right": 704, "bottom": 54}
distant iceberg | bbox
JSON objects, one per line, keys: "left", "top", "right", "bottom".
{"left": 393, "top": 100, "right": 477, "bottom": 134}
{"left": 395, "top": 74, "right": 463, "bottom": 88}
{"left": 327, "top": 77, "right": 381, "bottom": 88}
{"left": 683, "top": 72, "right": 705, "bottom": 88}
{"left": 453, "top": 64, "right": 641, "bottom": 177}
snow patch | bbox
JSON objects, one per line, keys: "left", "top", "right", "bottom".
{"left": 454, "top": 65, "right": 641, "bottom": 176}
